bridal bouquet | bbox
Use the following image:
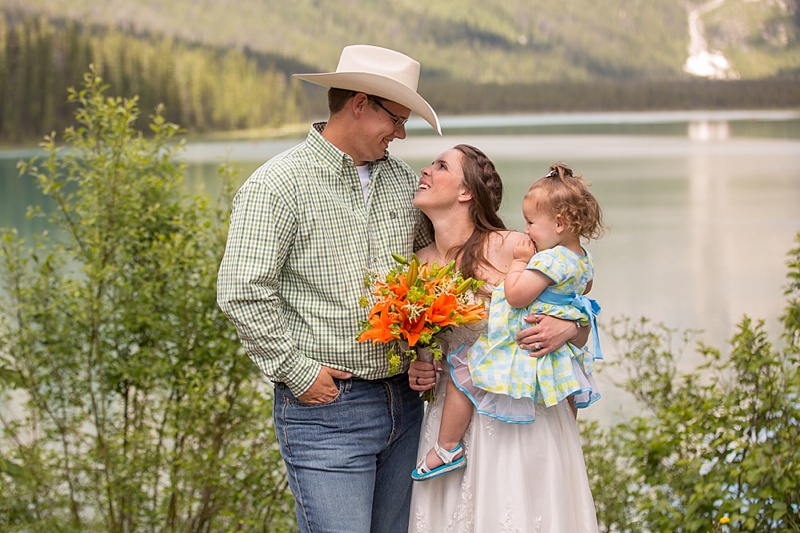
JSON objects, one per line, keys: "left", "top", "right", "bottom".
{"left": 357, "top": 253, "right": 487, "bottom": 401}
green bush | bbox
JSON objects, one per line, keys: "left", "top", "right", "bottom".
{"left": 0, "top": 69, "right": 296, "bottom": 532}
{"left": 584, "top": 236, "right": 800, "bottom": 532}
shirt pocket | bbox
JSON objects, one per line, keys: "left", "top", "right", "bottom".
{"left": 374, "top": 206, "right": 419, "bottom": 259}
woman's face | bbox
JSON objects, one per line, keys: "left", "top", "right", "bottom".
{"left": 413, "top": 148, "right": 467, "bottom": 213}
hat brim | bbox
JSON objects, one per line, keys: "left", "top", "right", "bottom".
{"left": 294, "top": 72, "right": 441, "bottom": 134}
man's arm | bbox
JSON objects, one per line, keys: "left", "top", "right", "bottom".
{"left": 217, "top": 179, "right": 324, "bottom": 395}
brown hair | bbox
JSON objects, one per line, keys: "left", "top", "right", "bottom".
{"left": 526, "top": 162, "right": 605, "bottom": 241}
{"left": 327, "top": 88, "right": 357, "bottom": 113}
{"left": 423, "top": 144, "right": 507, "bottom": 283}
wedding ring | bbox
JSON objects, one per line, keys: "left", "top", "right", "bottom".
{"left": 415, "top": 376, "right": 420, "bottom": 385}
{"left": 533, "top": 342, "right": 541, "bottom": 351}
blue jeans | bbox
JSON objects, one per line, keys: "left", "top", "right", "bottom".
{"left": 274, "top": 373, "right": 423, "bottom": 533}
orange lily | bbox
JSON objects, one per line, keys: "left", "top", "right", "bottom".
{"left": 426, "top": 293, "right": 459, "bottom": 328}
{"left": 459, "top": 302, "right": 489, "bottom": 324}
{"left": 388, "top": 276, "right": 410, "bottom": 299}
{"left": 400, "top": 311, "right": 430, "bottom": 347}
{"left": 358, "top": 307, "right": 398, "bottom": 344}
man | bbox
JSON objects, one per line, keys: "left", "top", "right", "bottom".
{"left": 217, "top": 44, "right": 441, "bottom": 533}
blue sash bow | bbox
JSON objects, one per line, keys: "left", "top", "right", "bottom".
{"left": 536, "top": 288, "right": 603, "bottom": 361}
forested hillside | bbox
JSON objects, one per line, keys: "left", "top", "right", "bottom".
{"left": 0, "top": 16, "right": 307, "bottom": 143}
{"left": 1, "top": 0, "right": 799, "bottom": 144}
{"left": 4, "top": 0, "right": 799, "bottom": 82}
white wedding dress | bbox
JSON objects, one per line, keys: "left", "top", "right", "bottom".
{"left": 408, "top": 318, "right": 599, "bottom": 533}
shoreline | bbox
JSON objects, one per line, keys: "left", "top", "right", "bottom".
{"left": 3, "top": 108, "right": 800, "bottom": 155}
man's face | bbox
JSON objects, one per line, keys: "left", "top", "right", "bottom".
{"left": 356, "top": 96, "right": 409, "bottom": 164}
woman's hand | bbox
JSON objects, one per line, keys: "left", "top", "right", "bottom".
{"left": 515, "top": 315, "right": 587, "bottom": 356}
{"left": 408, "top": 359, "right": 440, "bottom": 392}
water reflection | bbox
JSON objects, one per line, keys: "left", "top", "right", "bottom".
{"left": 687, "top": 120, "right": 730, "bottom": 141}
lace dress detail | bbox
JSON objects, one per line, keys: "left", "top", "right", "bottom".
{"left": 408, "top": 286, "right": 599, "bottom": 533}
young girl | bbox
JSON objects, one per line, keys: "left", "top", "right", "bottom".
{"left": 412, "top": 162, "right": 605, "bottom": 481}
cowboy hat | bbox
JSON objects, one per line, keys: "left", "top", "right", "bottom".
{"left": 294, "top": 44, "right": 441, "bottom": 135}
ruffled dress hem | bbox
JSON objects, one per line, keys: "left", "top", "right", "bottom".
{"left": 449, "top": 343, "right": 600, "bottom": 424}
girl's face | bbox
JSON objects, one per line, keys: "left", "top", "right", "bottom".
{"left": 413, "top": 148, "right": 469, "bottom": 212}
{"left": 522, "top": 192, "right": 563, "bottom": 251}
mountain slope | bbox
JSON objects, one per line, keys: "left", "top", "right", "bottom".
{"left": 2, "top": 0, "right": 798, "bottom": 82}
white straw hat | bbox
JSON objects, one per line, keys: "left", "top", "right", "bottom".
{"left": 294, "top": 44, "right": 441, "bottom": 135}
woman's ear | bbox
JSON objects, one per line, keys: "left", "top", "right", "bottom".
{"left": 458, "top": 185, "right": 473, "bottom": 203}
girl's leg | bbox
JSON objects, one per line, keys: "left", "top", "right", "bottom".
{"left": 422, "top": 376, "right": 474, "bottom": 469}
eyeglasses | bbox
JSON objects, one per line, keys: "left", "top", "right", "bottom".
{"left": 367, "top": 95, "right": 409, "bottom": 128}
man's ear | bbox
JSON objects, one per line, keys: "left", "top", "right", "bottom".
{"left": 351, "top": 92, "right": 369, "bottom": 117}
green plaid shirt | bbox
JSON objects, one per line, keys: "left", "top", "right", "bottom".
{"left": 217, "top": 123, "right": 428, "bottom": 395}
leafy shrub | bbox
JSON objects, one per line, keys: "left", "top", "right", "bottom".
{"left": 584, "top": 236, "right": 800, "bottom": 532}
{"left": 0, "top": 69, "right": 296, "bottom": 532}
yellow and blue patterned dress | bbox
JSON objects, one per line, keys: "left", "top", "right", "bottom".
{"left": 451, "top": 245, "right": 602, "bottom": 424}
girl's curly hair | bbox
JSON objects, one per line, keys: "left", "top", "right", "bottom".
{"left": 526, "top": 162, "right": 606, "bottom": 242}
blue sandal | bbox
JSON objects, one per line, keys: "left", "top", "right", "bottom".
{"left": 411, "top": 442, "right": 466, "bottom": 481}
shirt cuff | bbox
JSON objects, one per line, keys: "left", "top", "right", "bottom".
{"left": 277, "top": 354, "right": 322, "bottom": 397}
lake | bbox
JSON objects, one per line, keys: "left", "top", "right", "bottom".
{"left": 2, "top": 110, "right": 800, "bottom": 424}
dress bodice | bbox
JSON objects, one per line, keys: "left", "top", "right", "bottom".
{"left": 440, "top": 284, "right": 494, "bottom": 355}
{"left": 442, "top": 320, "right": 487, "bottom": 353}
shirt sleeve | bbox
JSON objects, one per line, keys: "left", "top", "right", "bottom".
{"left": 216, "top": 179, "right": 321, "bottom": 395}
{"left": 526, "top": 249, "right": 569, "bottom": 285}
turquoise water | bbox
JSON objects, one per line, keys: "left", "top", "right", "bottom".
{"left": 3, "top": 110, "right": 800, "bottom": 423}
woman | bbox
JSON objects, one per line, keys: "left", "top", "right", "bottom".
{"left": 407, "top": 144, "right": 599, "bottom": 532}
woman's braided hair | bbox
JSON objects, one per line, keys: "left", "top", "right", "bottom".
{"left": 446, "top": 144, "right": 507, "bottom": 283}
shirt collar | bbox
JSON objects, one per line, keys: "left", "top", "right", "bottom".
{"left": 308, "top": 122, "right": 388, "bottom": 172}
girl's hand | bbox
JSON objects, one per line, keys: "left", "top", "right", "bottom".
{"left": 512, "top": 239, "right": 536, "bottom": 262}
{"left": 408, "top": 359, "right": 440, "bottom": 392}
